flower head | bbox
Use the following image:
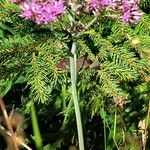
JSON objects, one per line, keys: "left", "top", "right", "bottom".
{"left": 118, "top": 0, "right": 143, "bottom": 25}
{"left": 106, "top": 0, "right": 143, "bottom": 25}
{"left": 11, "top": 0, "right": 66, "bottom": 24}
{"left": 86, "top": 0, "right": 106, "bottom": 11}
{"left": 11, "top": 0, "right": 143, "bottom": 25}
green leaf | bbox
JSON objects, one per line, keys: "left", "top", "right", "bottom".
{"left": 0, "top": 79, "right": 13, "bottom": 97}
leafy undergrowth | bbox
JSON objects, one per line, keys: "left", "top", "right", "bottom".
{"left": 0, "top": 0, "right": 150, "bottom": 149}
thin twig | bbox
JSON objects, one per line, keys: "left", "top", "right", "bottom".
{"left": 0, "top": 97, "right": 18, "bottom": 150}
{"left": 0, "top": 125, "right": 32, "bottom": 150}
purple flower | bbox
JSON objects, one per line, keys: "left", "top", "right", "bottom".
{"left": 11, "top": 0, "right": 143, "bottom": 25}
{"left": 11, "top": 0, "right": 66, "bottom": 24}
{"left": 106, "top": 0, "right": 117, "bottom": 9}
{"left": 86, "top": 0, "right": 106, "bottom": 11}
{"left": 120, "top": 10, "right": 132, "bottom": 23}
{"left": 106, "top": 0, "right": 144, "bottom": 25}
{"left": 118, "top": 0, "right": 143, "bottom": 25}
{"left": 119, "top": 1, "right": 132, "bottom": 11}
{"left": 132, "top": 11, "right": 144, "bottom": 24}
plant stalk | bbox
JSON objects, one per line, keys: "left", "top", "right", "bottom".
{"left": 69, "top": 42, "right": 84, "bottom": 150}
{"left": 143, "top": 100, "right": 150, "bottom": 150}
{"left": 31, "top": 100, "right": 43, "bottom": 150}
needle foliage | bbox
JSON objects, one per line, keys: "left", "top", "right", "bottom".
{"left": 0, "top": 0, "right": 150, "bottom": 149}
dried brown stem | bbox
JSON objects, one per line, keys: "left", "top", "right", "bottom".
{"left": 0, "top": 125, "right": 32, "bottom": 150}
{"left": 0, "top": 97, "right": 18, "bottom": 150}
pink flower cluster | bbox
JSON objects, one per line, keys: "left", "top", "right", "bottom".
{"left": 10, "top": 0, "right": 143, "bottom": 25}
{"left": 86, "top": 0, "right": 143, "bottom": 25}
{"left": 113, "top": 0, "right": 143, "bottom": 24}
{"left": 86, "top": 0, "right": 106, "bottom": 11}
{"left": 10, "top": 0, "right": 66, "bottom": 24}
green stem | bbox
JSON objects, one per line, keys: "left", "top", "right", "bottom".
{"left": 101, "top": 106, "right": 107, "bottom": 150}
{"left": 31, "top": 100, "right": 43, "bottom": 150}
{"left": 69, "top": 42, "right": 85, "bottom": 150}
{"left": 104, "top": 117, "right": 107, "bottom": 150}
{"left": 113, "top": 108, "right": 119, "bottom": 149}
{"left": 143, "top": 100, "right": 150, "bottom": 150}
